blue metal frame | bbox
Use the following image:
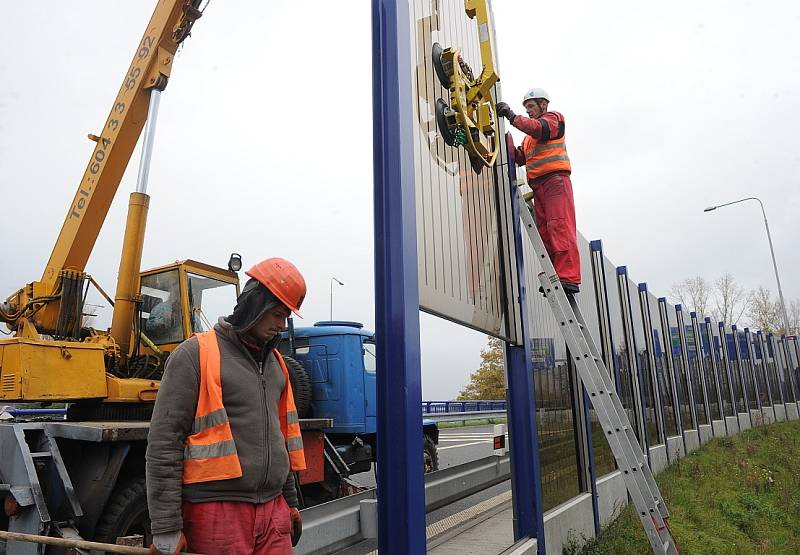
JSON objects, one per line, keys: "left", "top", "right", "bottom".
{"left": 372, "top": 1, "right": 426, "bottom": 551}
{"left": 505, "top": 134, "right": 545, "bottom": 550}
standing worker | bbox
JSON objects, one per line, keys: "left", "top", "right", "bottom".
{"left": 146, "top": 257, "right": 307, "bottom": 554}
{"left": 497, "top": 89, "right": 581, "bottom": 295}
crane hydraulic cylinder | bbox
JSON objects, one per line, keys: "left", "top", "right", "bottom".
{"left": 110, "top": 192, "right": 150, "bottom": 361}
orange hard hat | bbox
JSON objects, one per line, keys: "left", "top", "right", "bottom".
{"left": 245, "top": 257, "right": 307, "bottom": 316}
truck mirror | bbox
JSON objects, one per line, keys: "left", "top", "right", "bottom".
{"left": 228, "top": 253, "right": 242, "bottom": 272}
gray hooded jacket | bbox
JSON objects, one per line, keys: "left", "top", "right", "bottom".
{"left": 145, "top": 318, "right": 298, "bottom": 535}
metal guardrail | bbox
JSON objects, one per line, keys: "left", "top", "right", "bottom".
{"left": 423, "top": 410, "right": 507, "bottom": 423}
{"left": 422, "top": 400, "right": 506, "bottom": 413}
{"left": 296, "top": 453, "right": 511, "bottom": 555}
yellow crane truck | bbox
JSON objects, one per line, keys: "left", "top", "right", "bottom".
{"left": 0, "top": 2, "right": 338, "bottom": 550}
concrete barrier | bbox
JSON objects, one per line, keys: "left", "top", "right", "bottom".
{"left": 738, "top": 412, "right": 752, "bottom": 431}
{"left": 725, "top": 416, "right": 740, "bottom": 434}
{"left": 543, "top": 493, "right": 594, "bottom": 554}
{"left": 649, "top": 444, "right": 668, "bottom": 475}
{"left": 683, "top": 429, "right": 700, "bottom": 453}
{"left": 699, "top": 424, "right": 713, "bottom": 444}
{"left": 711, "top": 419, "right": 726, "bottom": 437}
{"left": 750, "top": 409, "right": 765, "bottom": 427}
{"left": 762, "top": 406, "right": 776, "bottom": 424}
{"left": 774, "top": 404, "right": 786, "bottom": 422}
{"left": 666, "top": 435, "right": 684, "bottom": 462}
{"left": 785, "top": 402, "right": 799, "bottom": 420}
{"left": 595, "top": 471, "right": 626, "bottom": 528}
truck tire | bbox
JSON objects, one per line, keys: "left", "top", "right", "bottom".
{"left": 94, "top": 476, "right": 151, "bottom": 549}
{"left": 284, "top": 355, "right": 312, "bottom": 418}
{"left": 424, "top": 434, "right": 439, "bottom": 472}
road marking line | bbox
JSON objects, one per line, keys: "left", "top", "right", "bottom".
{"left": 438, "top": 441, "right": 488, "bottom": 450}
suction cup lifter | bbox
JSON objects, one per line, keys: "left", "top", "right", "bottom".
{"left": 431, "top": 1, "right": 500, "bottom": 172}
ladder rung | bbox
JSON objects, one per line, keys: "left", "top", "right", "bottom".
{"left": 30, "top": 452, "right": 51, "bottom": 458}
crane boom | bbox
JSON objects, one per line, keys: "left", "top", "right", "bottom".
{"left": 2, "top": 0, "right": 202, "bottom": 336}
{"left": 42, "top": 0, "right": 201, "bottom": 288}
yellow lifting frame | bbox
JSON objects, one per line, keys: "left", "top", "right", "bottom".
{"left": 434, "top": 0, "right": 500, "bottom": 169}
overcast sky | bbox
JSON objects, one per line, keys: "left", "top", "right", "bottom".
{"left": 1, "top": 1, "right": 798, "bottom": 400}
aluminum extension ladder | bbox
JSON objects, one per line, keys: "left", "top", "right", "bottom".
{"left": 517, "top": 189, "right": 680, "bottom": 554}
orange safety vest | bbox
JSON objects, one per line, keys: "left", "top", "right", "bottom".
{"left": 522, "top": 112, "right": 571, "bottom": 180}
{"left": 183, "top": 331, "right": 306, "bottom": 484}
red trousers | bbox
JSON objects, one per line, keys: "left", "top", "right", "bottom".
{"left": 530, "top": 172, "right": 581, "bottom": 285}
{"left": 182, "top": 496, "right": 292, "bottom": 554}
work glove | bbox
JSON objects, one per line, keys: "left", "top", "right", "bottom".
{"left": 495, "top": 101, "right": 516, "bottom": 121}
{"left": 149, "top": 530, "right": 187, "bottom": 555}
{"left": 289, "top": 506, "right": 303, "bottom": 547}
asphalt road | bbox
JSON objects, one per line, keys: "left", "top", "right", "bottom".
{"left": 341, "top": 425, "right": 512, "bottom": 554}
{"left": 351, "top": 424, "right": 507, "bottom": 489}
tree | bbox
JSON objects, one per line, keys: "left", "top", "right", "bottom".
{"left": 787, "top": 299, "right": 800, "bottom": 336}
{"left": 457, "top": 336, "right": 506, "bottom": 400}
{"left": 747, "top": 286, "right": 783, "bottom": 334}
{"left": 668, "top": 276, "right": 711, "bottom": 315}
{"left": 712, "top": 273, "right": 748, "bottom": 325}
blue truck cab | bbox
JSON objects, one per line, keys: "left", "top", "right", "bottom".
{"left": 280, "top": 321, "right": 439, "bottom": 480}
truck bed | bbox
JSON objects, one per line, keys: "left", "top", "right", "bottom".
{"left": 27, "top": 417, "right": 334, "bottom": 443}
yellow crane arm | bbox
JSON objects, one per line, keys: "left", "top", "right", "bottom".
{"left": 41, "top": 0, "right": 202, "bottom": 290}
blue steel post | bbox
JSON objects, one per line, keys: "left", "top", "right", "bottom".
{"left": 372, "top": 1, "right": 427, "bottom": 552}
{"left": 505, "top": 134, "right": 546, "bottom": 550}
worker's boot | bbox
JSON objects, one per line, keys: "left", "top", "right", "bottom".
{"left": 538, "top": 281, "right": 580, "bottom": 298}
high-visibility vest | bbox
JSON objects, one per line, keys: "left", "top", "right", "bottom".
{"left": 522, "top": 111, "right": 571, "bottom": 180}
{"left": 183, "top": 331, "right": 306, "bottom": 485}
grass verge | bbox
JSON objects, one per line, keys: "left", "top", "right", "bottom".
{"left": 581, "top": 420, "right": 800, "bottom": 554}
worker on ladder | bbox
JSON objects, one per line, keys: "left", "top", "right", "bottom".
{"left": 146, "top": 258, "right": 306, "bottom": 554}
{"left": 497, "top": 89, "right": 581, "bottom": 295}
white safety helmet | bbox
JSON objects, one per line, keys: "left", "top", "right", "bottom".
{"left": 522, "top": 88, "right": 550, "bottom": 105}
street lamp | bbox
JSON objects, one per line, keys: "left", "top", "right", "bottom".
{"left": 330, "top": 277, "right": 344, "bottom": 320}
{"left": 704, "top": 197, "right": 789, "bottom": 333}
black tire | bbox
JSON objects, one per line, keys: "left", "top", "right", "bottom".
{"left": 284, "top": 355, "right": 312, "bottom": 418}
{"left": 94, "top": 476, "right": 151, "bottom": 550}
{"left": 424, "top": 434, "right": 439, "bottom": 473}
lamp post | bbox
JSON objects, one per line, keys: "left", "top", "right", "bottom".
{"left": 330, "top": 277, "right": 344, "bottom": 320}
{"left": 704, "top": 197, "right": 790, "bottom": 333}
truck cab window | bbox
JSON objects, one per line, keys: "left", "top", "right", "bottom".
{"left": 363, "top": 339, "right": 377, "bottom": 373}
{"left": 187, "top": 272, "right": 238, "bottom": 333}
{"left": 141, "top": 270, "right": 184, "bottom": 345}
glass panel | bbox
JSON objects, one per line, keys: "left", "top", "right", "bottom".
{"left": 737, "top": 331, "right": 757, "bottom": 410}
{"left": 699, "top": 322, "right": 722, "bottom": 420}
{"left": 665, "top": 305, "right": 692, "bottom": 431}
{"left": 604, "top": 259, "right": 642, "bottom": 445}
{"left": 141, "top": 270, "right": 184, "bottom": 345}
{"left": 776, "top": 338, "right": 793, "bottom": 402}
{"left": 631, "top": 287, "right": 659, "bottom": 446}
{"left": 685, "top": 321, "right": 708, "bottom": 425}
{"left": 789, "top": 339, "right": 800, "bottom": 401}
{"left": 580, "top": 240, "right": 614, "bottom": 477}
{"left": 751, "top": 334, "right": 771, "bottom": 407}
{"left": 363, "top": 339, "right": 377, "bottom": 374}
{"left": 649, "top": 295, "right": 677, "bottom": 438}
{"left": 723, "top": 327, "right": 746, "bottom": 412}
{"left": 522, "top": 233, "right": 580, "bottom": 510}
{"left": 713, "top": 328, "right": 734, "bottom": 416}
{"left": 765, "top": 336, "right": 781, "bottom": 403}
{"left": 187, "top": 272, "right": 238, "bottom": 334}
